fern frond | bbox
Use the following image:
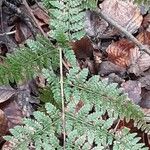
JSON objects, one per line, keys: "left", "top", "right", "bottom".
{"left": 42, "top": 0, "right": 97, "bottom": 41}
{"left": 44, "top": 67, "right": 150, "bottom": 133}
{"left": 4, "top": 102, "right": 148, "bottom": 150}
{"left": 0, "top": 36, "right": 59, "bottom": 84}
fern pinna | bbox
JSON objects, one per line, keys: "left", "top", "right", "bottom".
{"left": 1, "top": 0, "right": 150, "bottom": 149}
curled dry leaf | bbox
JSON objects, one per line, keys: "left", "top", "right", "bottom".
{"left": 100, "top": 0, "right": 143, "bottom": 34}
{"left": 106, "top": 39, "right": 134, "bottom": 68}
{"left": 121, "top": 80, "right": 142, "bottom": 104}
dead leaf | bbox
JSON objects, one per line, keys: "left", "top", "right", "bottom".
{"left": 140, "top": 90, "right": 150, "bottom": 109}
{"left": 71, "top": 37, "right": 94, "bottom": 59}
{"left": 98, "top": 61, "right": 126, "bottom": 76}
{"left": 0, "top": 100, "right": 23, "bottom": 129}
{"left": 32, "top": 6, "right": 49, "bottom": 25}
{"left": 100, "top": 0, "right": 143, "bottom": 34}
{"left": 0, "top": 86, "right": 16, "bottom": 104}
{"left": 138, "top": 75, "right": 150, "bottom": 90}
{"left": 128, "top": 32, "right": 150, "bottom": 76}
{"left": 85, "top": 10, "right": 118, "bottom": 49}
{"left": 121, "top": 80, "right": 141, "bottom": 104}
{"left": 75, "top": 100, "right": 84, "bottom": 113}
{"left": 106, "top": 39, "right": 135, "bottom": 68}
{"left": 137, "top": 31, "right": 150, "bottom": 45}
{"left": 0, "top": 109, "right": 8, "bottom": 142}
{"left": 93, "top": 49, "right": 102, "bottom": 64}
{"left": 15, "top": 22, "right": 32, "bottom": 44}
{"left": 141, "top": 14, "right": 150, "bottom": 31}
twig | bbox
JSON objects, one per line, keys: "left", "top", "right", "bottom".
{"left": 59, "top": 47, "right": 66, "bottom": 150}
{"left": 22, "top": 0, "right": 48, "bottom": 37}
{"left": 97, "top": 8, "right": 150, "bottom": 55}
{"left": 0, "top": 30, "right": 16, "bottom": 35}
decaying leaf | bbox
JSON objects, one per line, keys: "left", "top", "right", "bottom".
{"left": 71, "top": 37, "right": 94, "bottom": 59}
{"left": 121, "top": 80, "right": 142, "bottom": 104}
{"left": 138, "top": 75, "right": 150, "bottom": 90}
{"left": 0, "top": 109, "right": 8, "bottom": 142}
{"left": 140, "top": 90, "right": 150, "bottom": 109}
{"left": 137, "top": 31, "right": 150, "bottom": 45}
{"left": 0, "top": 100, "right": 23, "bottom": 129}
{"left": 100, "top": 0, "right": 143, "bottom": 34}
{"left": 141, "top": 14, "right": 150, "bottom": 31}
{"left": 106, "top": 39, "right": 134, "bottom": 68}
{"left": 0, "top": 86, "right": 16, "bottom": 104}
{"left": 98, "top": 61, "right": 126, "bottom": 76}
{"left": 128, "top": 31, "right": 150, "bottom": 75}
{"left": 85, "top": 10, "right": 118, "bottom": 49}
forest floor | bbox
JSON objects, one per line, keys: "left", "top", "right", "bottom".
{"left": 0, "top": 0, "right": 150, "bottom": 149}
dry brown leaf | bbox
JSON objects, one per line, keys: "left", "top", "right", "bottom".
{"left": 32, "top": 6, "right": 49, "bottom": 25}
{"left": 71, "top": 37, "right": 94, "bottom": 59}
{"left": 137, "top": 31, "right": 150, "bottom": 45}
{"left": 121, "top": 80, "right": 141, "bottom": 104}
{"left": 128, "top": 31, "right": 150, "bottom": 75}
{"left": 98, "top": 61, "right": 126, "bottom": 76}
{"left": 141, "top": 14, "right": 150, "bottom": 31}
{"left": 0, "top": 86, "right": 16, "bottom": 104}
{"left": 0, "top": 109, "right": 8, "bottom": 142}
{"left": 128, "top": 47, "right": 150, "bottom": 76}
{"left": 140, "top": 90, "right": 150, "bottom": 109}
{"left": 106, "top": 39, "right": 134, "bottom": 68}
{"left": 0, "top": 100, "right": 24, "bottom": 129}
{"left": 100, "top": 0, "right": 143, "bottom": 34}
{"left": 15, "top": 22, "right": 32, "bottom": 44}
{"left": 138, "top": 75, "right": 150, "bottom": 90}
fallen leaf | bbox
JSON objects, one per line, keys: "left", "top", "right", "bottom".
{"left": 71, "top": 37, "right": 94, "bottom": 59}
{"left": 0, "top": 86, "right": 16, "bottom": 104}
{"left": 0, "top": 100, "right": 23, "bottom": 129}
{"left": 141, "top": 14, "right": 150, "bottom": 31}
{"left": 85, "top": 10, "right": 118, "bottom": 49}
{"left": 138, "top": 75, "right": 150, "bottom": 90}
{"left": 0, "top": 109, "right": 8, "bottom": 142}
{"left": 15, "top": 22, "right": 32, "bottom": 44}
{"left": 106, "top": 39, "right": 135, "bottom": 68}
{"left": 121, "top": 80, "right": 142, "bottom": 104}
{"left": 32, "top": 6, "right": 49, "bottom": 25}
{"left": 128, "top": 47, "right": 150, "bottom": 76}
{"left": 100, "top": 0, "right": 143, "bottom": 34}
{"left": 98, "top": 61, "right": 126, "bottom": 76}
{"left": 140, "top": 90, "right": 150, "bottom": 109}
{"left": 128, "top": 31, "right": 150, "bottom": 76}
{"left": 137, "top": 31, "right": 150, "bottom": 45}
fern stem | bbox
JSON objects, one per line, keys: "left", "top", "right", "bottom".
{"left": 59, "top": 47, "right": 66, "bottom": 150}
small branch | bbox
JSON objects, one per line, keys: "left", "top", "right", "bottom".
{"left": 22, "top": 0, "right": 48, "bottom": 37}
{"left": 59, "top": 47, "right": 66, "bottom": 150}
{"left": 0, "top": 30, "right": 16, "bottom": 36}
{"left": 97, "top": 8, "right": 150, "bottom": 55}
